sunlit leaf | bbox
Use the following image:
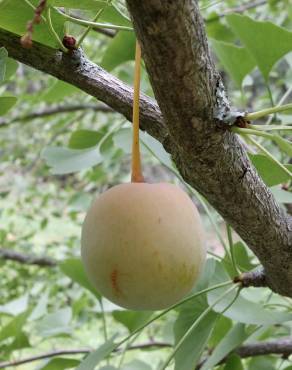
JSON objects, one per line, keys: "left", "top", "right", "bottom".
{"left": 226, "top": 14, "right": 292, "bottom": 80}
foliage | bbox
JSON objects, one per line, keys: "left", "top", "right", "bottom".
{"left": 0, "top": 0, "right": 291, "bottom": 370}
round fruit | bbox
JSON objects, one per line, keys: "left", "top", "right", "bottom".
{"left": 81, "top": 182, "right": 206, "bottom": 310}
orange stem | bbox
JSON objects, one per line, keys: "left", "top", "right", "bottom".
{"left": 131, "top": 41, "right": 144, "bottom": 183}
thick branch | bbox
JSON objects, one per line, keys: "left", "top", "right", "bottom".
{"left": 0, "top": 103, "right": 113, "bottom": 127}
{"left": 0, "top": 248, "right": 56, "bottom": 267}
{"left": 0, "top": 22, "right": 291, "bottom": 297}
{"left": 0, "top": 28, "right": 166, "bottom": 142}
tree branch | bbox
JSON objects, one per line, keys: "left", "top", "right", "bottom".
{"left": 1, "top": 338, "right": 292, "bottom": 369}
{"left": 0, "top": 248, "right": 56, "bottom": 267}
{"left": 0, "top": 103, "right": 113, "bottom": 127}
{"left": 0, "top": 28, "right": 166, "bottom": 142}
{"left": 0, "top": 20, "right": 291, "bottom": 297}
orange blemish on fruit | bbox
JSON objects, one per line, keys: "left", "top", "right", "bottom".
{"left": 111, "top": 268, "right": 121, "bottom": 295}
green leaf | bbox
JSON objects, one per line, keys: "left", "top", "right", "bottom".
{"left": 69, "top": 130, "right": 104, "bottom": 149}
{"left": 0, "top": 96, "right": 17, "bottom": 115}
{"left": 112, "top": 310, "right": 152, "bottom": 333}
{"left": 201, "top": 323, "right": 250, "bottom": 370}
{"left": 226, "top": 14, "right": 292, "bottom": 80}
{"left": 60, "top": 258, "right": 101, "bottom": 299}
{"left": 248, "top": 356, "right": 275, "bottom": 370}
{"left": 173, "top": 260, "right": 218, "bottom": 370}
{"left": 208, "top": 316, "right": 232, "bottom": 347}
{"left": 223, "top": 354, "right": 244, "bottom": 370}
{"left": 223, "top": 241, "right": 255, "bottom": 277}
{"left": 37, "top": 357, "right": 80, "bottom": 370}
{"left": 1, "top": 331, "right": 30, "bottom": 354}
{"left": 29, "top": 291, "right": 49, "bottom": 321}
{"left": 0, "top": 294, "right": 28, "bottom": 316}
{"left": 0, "top": 311, "right": 29, "bottom": 342}
{"left": 0, "top": 47, "right": 7, "bottom": 83}
{"left": 272, "top": 135, "right": 292, "bottom": 156}
{"left": 0, "top": 0, "right": 64, "bottom": 48}
{"left": 42, "top": 80, "right": 81, "bottom": 103}
{"left": 68, "top": 192, "right": 93, "bottom": 212}
{"left": 174, "top": 306, "right": 217, "bottom": 370}
{"left": 5, "top": 58, "right": 18, "bottom": 80}
{"left": 208, "top": 262, "right": 292, "bottom": 325}
{"left": 122, "top": 360, "right": 152, "bottom": 370}
{"left": 41, "top": 145, "right": 103, "bottom": 174}
{"left": 206, "top": 16, "right": 235, "bottom": 42}
{"left": 249, "top": 153, "right": 292, "bottom": 187}
{"left": 211, "top": 39, "right": 255, "bottom": 87}
{"left": 270, "top": 186, "right": 292, "bottom": 204}
{"left": 36, "top": 308, "right": 72, "bottom": 338}
{"left": 101, "top": 31, "right": 136, "bottom": 71}
{"left": 48, "top": 0, "right": 105, "bottom": 9}
{"left": 76, "top": 338, "right": 117, "bottom": 370}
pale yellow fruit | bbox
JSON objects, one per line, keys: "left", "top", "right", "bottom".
{"left": 81, "top": 182, "right": 206, "bottom": 310}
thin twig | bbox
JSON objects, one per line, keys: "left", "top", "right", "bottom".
{"left": 0, "top": 248, "right": 56, "bottom": 267}
{"left": 0, "top": 104, "right": 113, "bottom": 127}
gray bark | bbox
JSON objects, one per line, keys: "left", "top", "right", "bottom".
{"left": 0, "top": 1, "right": 291, "bottom": 298}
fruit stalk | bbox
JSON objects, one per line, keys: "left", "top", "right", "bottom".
{"left": 131, "top": 41, "right": 144, "bottom": 183}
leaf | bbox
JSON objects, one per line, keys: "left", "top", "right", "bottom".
{"left": 4, "top": 58, "right": 18, "bottom": 80}
{"left": 68, "top": 192, "right": 93, "bottom": 212}
{"left": 101, "top": 31, "right": 136, "bottom": 71}
{"left": 249, "top": 153, "right": 292, "bottom": 187}
{"left": 41, "top": 145, "right": 103, "bottom": 174}
{"left": 112, "top": 310, "right": 152, "bottom": 333}
{"left": 48, "top": 0, "right": 105, "bottom": 9}
{"left": 173, "top": 259, "right": 218, "bottom": 370}
{"left": 208, "top": 316, "right": 232, "bottom": 347}
{"left": 49, "top": 0, "right": 131, "bottom": 26}
{"left": 36, "top": 308, "right": 72, "bottom": 337}
{"left": 270, "top": 186, "right": 292, "bottom": 204}
{"left": 0, "top": 0, "right": 64, "bottom": 48}
{"left": 60, "top": 258, "right": 101, "bottom": 299}
{"left": 37, "top": 357, "right": 80, "bottom": 370}
{"left": 42, "top": 80, "right": 81, "bottom": 103}
{"left": 248, "top": 356, "right": 275, "bottom": 370}
{"left": 121, "top": 360, "right": 152, "bottom": 370}
{"left": 208, "top": 262, "right": 292, "bottom": 325}
{"left": 272, "top": 135, "right": 292, "bottom": 156}
{"left": 140, "top": 132, "right": 174, "bottom": 170}
{"left": 69, "top": 130, "right": 104, "bottom": 149}
{"left": 1, "top": 331, "right": 30, "bottom": 354}
{"left": 174, "top": 310, "right": 217, "bottom": 370}
{"left": 211, "top": 39, "right": 255, "bottom": 87}
{"left": 29, "top": 291, "right": 49, "bottom": 321}
{"left": 76, "top": 338, "right": 117, "bottom": 370}
{"left": 223, "top": 354, "right": 244, "bottom": 370}
{"left": 201, "top": 323, "right": 250, "bottom": 370}
{"left": 206, "top": 16, "right": 235, "bottom": 42}
{"left": 0, "top": 311, "right": 29, "bottom": 341}
{"left": 0, "top": 46, "right": 7, "bottom": 83}
{"left": 223, "top": 241, "right": 255, "bottom": 277}
{"left": 0, "top": 294, "right": 28, "bottom": 316}
{"left": 226, "top": 14, "right": 292, "bottom": 80}
{"left": 0, "top": 96, "right": 17, "bottom": 115}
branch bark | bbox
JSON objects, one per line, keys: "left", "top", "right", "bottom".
{"left": 0, "top": 248, "right": 56, "bottom": 267}
{"left": 0, "top": 10, "right": 291, "bottom": 298}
